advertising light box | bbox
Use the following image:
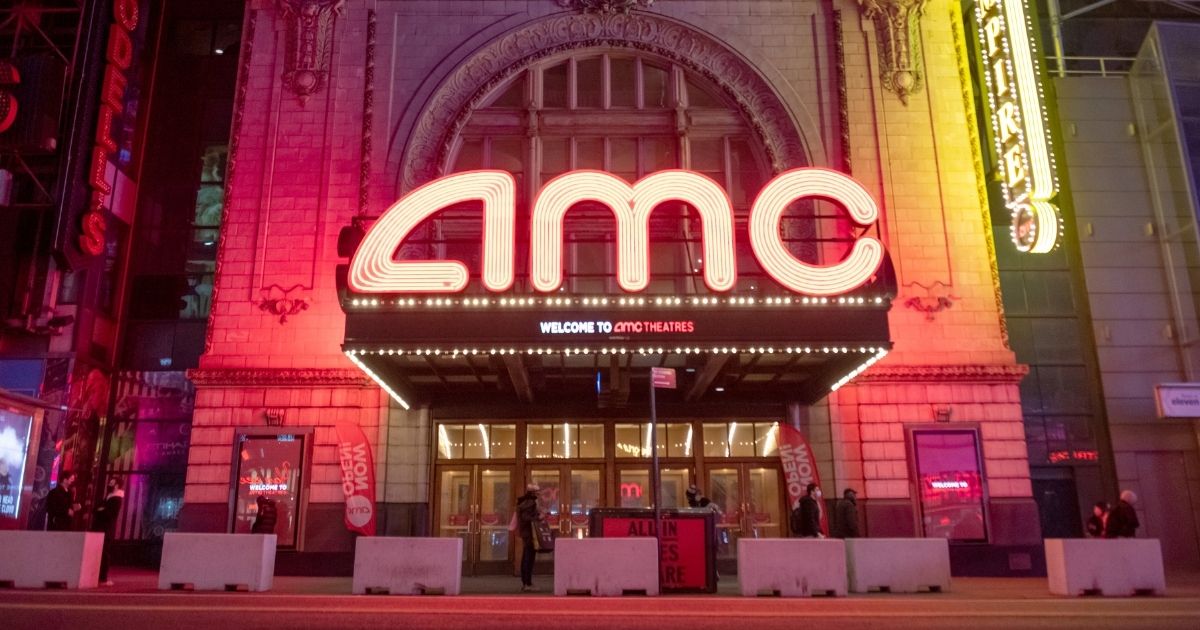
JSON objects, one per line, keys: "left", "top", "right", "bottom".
{"left": 0, "top": 409, "right": 33, "bottom": 523}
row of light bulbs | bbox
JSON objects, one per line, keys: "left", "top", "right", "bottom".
{"left": 830, "top": 349, "right": 890, "bottom": 392}
{"left": 346, "top": 345, "right": 889, "bottom": 357}
{"left": 346, "top": 295, "right": 887, "bottom": 308}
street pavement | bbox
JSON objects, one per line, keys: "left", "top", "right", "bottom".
{"left": 1, "top": 569, "right": 1199, "bottom": 629}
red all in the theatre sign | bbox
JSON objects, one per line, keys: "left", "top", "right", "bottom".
{"left": 349, "top": 168, "right": 887, "bottom": 297}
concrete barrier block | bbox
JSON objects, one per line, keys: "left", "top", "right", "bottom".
{"left": 845, "top": 538, "right": 950, "bottom": 593}
{"left": 1045, "top": 538, "right": 1166, "bottom": 596}
{"left": 737, "top": 538, "right": 847, "bottom": 597}
{"left": 158, "top": 533, "right": 276, "bottom": 592}
{"left": 0, "top": 532, "right": 104, "bottom": 589}
{"left": 554, "top": 537, "right": 659, "bottom": 596}
{"left": 352, "top": 537, "right": 462, "bottom": 595}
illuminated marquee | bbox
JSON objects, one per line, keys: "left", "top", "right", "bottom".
{"left": 974, "top": 0, "right": 1061, "bottom": 254}
{"left": 350, "top": 168, "right": 884, "bottom": 296}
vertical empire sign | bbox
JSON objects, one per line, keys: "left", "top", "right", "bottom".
{"left": 974, "top": 0, "right": 1061, "bottom": 254}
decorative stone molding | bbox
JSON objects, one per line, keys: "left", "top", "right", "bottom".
{"left": 902, "top": 281, "right": 959, "bottom": 321}
{"left": 256, "top": 284, "right": 310, "bottom": 324}
{"left": 856, "top": 364, "right": 1030, "bottom": 384}
{"left": 277, "top": 0, "right": 345, "bottom": 105}
{"left": 401, "top": 11, "right": 809, "bottom": 192}
{"left": 857, "top": 0, "right": 929, "bottom": 105}
{"left": 188, "top": 368, "right": 373, "bottom": 388}
{"left": 205, "top": 8, "right": 258, "bottom": 355}
{"left": 556, "top": 0, "right": 655, "bottom": 14}
{"left": 263, "top": 407, "right": 287, "bottom": 425}
{"left": 358, "top": 9, "right": 376, "bottom": 216}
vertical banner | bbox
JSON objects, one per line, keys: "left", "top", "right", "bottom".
{"left": 334, "top": 422, "right": 376, "bottom": 536}
{"left": 778, "top": 424, "right": 827, "bottom": 535}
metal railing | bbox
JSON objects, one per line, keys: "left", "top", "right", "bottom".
{"left": 1046, "top": 56, "right": 1136, "bottom": 78}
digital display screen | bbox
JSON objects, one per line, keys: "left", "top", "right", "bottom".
{"left": 912, "top": 429, "right": 988, "bottom": 542}
{"left": 0, "top": 409, "right": 33, "bottom": 521}
{"left": 231, "top": 434, "right": 305, "bottom": 546}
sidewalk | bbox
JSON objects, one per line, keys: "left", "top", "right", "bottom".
{"left": 89, "top": 566, "right": 1200, "bottom": 599}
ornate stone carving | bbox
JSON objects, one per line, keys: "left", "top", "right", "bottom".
{"left": 833, "top": 9, "right": 852, "bottom": 173}
{"left": 358, "top": 9, "right": 375, "bottom": 216}
{"left": 187, "top": 368, "right": 373, "bottom": 388}
{"left": 903, "top": 280, "right": 959, "bottom": 321}
{"left": 205, "top": 8, "right": 258, "bottom": 355}
{"left": 401, "top": 12, "right": 808, "bottom": 193}
{"left": 856, "top": 364, "right": 1029, "bottom": 383}
{"left": 857, "top": 0, "right": 929, "bottom": 105}
{"left": 556, "top": 0, "right": 655, "bottom": 14}
{"left": 256, "top": 284, "right": 310, "bottom": 324}
{"left": 277, "top": 0, "right": 345, "bottom": 105}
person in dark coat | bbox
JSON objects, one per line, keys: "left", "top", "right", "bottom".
{"left": 516, "top": 484, "right": 541, "bottom": 592}
{"left": 90, "top": 478, "right": 124, "bottom": 585}
{"left": 45, "top": 472, "right": 80, "bottom": 531}
{"left": 833, "top": 488, "right": 860, "bottom": 538}
{"left": 251, "top": 495, "right": 278, "bottom": 535}
{"left": 791, "top": 483, "right": 823, "bottom": 538}
{"left": 1104, "top": 490, "right": 1140, "bottom": 538}
{"left": 1085, "top": 501, "right": 1108, "bottom": 538}
{"left": 686, "top": 484, "right": 701, "bottom": 508}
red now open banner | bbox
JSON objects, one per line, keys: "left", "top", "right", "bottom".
{"left": 778, "top": 424, "right": 827, "bottom": 536}
{"left": 335, "top": 422, "right": 376, "bottom": 536}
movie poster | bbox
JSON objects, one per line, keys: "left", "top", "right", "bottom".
{"left": 231, "top": 434, "right": 305, "bottom": 547}
{"left": 0, "top": 409, "right": 34, "bottom": 523}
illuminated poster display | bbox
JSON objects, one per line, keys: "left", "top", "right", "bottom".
{"left": 973, "top": 0, "right": 1061, "bottom": 253}
{"left": 911, "top": 429, "right": 989, "bottom": 542}
{"left": 590, "top": 508, "right": 716, "bottom": 593}
{"left": 231, "top": 433, "right": 308, "bottom": 547}
{"left": 0, "top": 409, "right": 33, "bottom": 523}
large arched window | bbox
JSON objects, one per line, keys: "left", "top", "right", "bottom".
{"left": 423, "top": 50, "right": 844, "bottom": 295}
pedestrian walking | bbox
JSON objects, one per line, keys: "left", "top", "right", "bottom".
{"left": 45, "top": 472, "right": 80, "bottom": 531}
{"left": 251, "top": 494, "right": 278, "bottom": 535}
{"left": 833, "top": 488, "right": 859, "bottom": 538}
{"left": 1085, "top": 501, "right": 1108, "bottom": 538}
{"left": 1104, "top": 490, "right": 1140, "bottom": 538}
{"left": 686, "top": 484, "right": 701, "bottom": 508}
{"left": 90, "top": 477, "right": 124, "bottom": 586}
{"left": 516, "top": 483, "right": 542, "bottom": 592}
{"left": 791, "top": 483, "right": 823, "bottom": 538}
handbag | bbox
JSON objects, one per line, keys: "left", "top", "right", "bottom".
{"left": 532, "top": 518, "right": 555, "bottom": 553}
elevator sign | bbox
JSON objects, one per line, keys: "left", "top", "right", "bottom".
{"left": 974, "top": 0, "right": 1061, "bottom": 254}
{"left": 349, "top": 168, "right": 886, "bottom": 296}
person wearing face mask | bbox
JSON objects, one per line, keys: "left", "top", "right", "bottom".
{"left": 791, "top": 483, "right": 824, "bottom": 538}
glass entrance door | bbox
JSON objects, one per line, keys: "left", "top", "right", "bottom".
{"left": 705, "top": 464, "right": 783, "bottom": 571}
{"left": 527, "top": 465, "right": 604, "bottom": 538}
{"left": 435, "top": 466, "right": 514, "bottom": 575}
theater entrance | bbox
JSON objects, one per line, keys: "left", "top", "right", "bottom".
{"left": 435, "top": 465, "right": 515, "bottom": 575}
{"left": 704, "top": 464, "right": 786, "bottom": 572}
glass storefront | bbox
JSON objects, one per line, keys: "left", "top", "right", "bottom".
{"left": 433, "top": 419, "right": 786, "bottom": 574}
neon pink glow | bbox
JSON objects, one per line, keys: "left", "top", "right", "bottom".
{"left": 348, "top": 170, "right": 516, "bottom": 293}
{"left": 530, "top": 170, "right": 736, "bottom": 292}
{"left": 749, "top": 168, "right": 884, "bottom": 297}
{"left": 350, "top": 168, "right": 884, "bottom": 296}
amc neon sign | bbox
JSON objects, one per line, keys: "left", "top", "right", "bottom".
{"left": 349, "top": 168, "right": 885, "bottom": 296}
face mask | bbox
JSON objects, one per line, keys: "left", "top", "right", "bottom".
{"left": 814, "top": 490, "right": 822, "bottom": 498}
